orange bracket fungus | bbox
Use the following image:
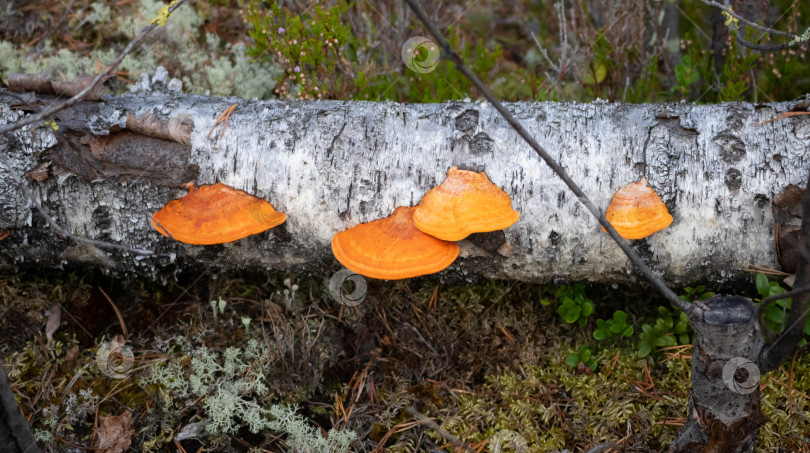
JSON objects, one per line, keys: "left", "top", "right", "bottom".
{"left": 413, "top": 166, "right": 520, "bottom": 241}
{"left": 601, "top": 177, "right": 673, "bottom": 240}
{"left": 331, "top": 206, "right": 460, "bottom": 280}
{"left": 150, "top": 183, "right": 286, "bottom": 245}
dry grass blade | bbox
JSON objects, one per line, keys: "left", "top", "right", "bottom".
{"left": 207, "top": 103, "right": 238, "bottom": 139}
{"left": 755, "top": 111, "right": 810, "bottom": 126}
{"left": 99, "top": 287, "right": 128, "bottom": 337}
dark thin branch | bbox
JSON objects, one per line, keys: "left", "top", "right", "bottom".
{"left": 402, "top": 0, "right": 696, "bottom": 318}
{"left": 0, "top": 0, "right": 187, "bottom": 137}
{"left": 0, "top": 356, "right": 40, "bottom": 453}
{"left": 761, "top": 285, "right": 810, "bottom": 306}
{"left": 699, "top": 0, "right": 809, "bottom": 52}
{"left": 33, "top": 0, "right": 78, "bottom": 52}
{"left": 699, "top": 0, "right": 794, "bottom": 37}
{"left": 735, "top": 35, "right": 801, "bottom": 52}
{"left": 756, "top": 285, "right": 810, "bottom": 342}
{"left": 758, "top": 169, "right": 810, "bottom": 373}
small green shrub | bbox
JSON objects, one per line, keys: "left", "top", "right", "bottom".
{"left": 671, "top": 55, "right": 700, "bottom": 99}
{"left": 542, "top": 283, "right": 595, "bottom": 327}
{"left": 246, "top": 0, "right": 353, "bottom": 99}
{"left": 637, "top": 306, "right": 692, "bottom": 358}
{"left": 564, "top": 346, "right": 597, "bottom": 371}
{"left": 593, "top": 310, "right": 633, "bottom": 341}
{"left": 679, "top": 285, "right": 714, "bottom": 302}
{"left": 754, "top": 273, "right": 810, "bottom": 346}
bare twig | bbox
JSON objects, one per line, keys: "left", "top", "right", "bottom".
{"left": 403, "top": 0, "right": 696, "bottom": 317}
{"left": 32, "top": 0, "right": 78, "bottom": 51}
{"left": 0, "top": 0, "right": 188, "bottom": 137}
{"left": 755, "top": 111, "right": 810, "bottom": 126}
{"left": 700, "top": 0, "right": 793, "bottom": 37}
{"left": 98, "top": 287, "right": 129, "bottom": 337}
{"left": 699, "top": 0, "right": 809, "bottom": 52}
{"left": 761, "top": 285, "right": 810, "bottom": 307}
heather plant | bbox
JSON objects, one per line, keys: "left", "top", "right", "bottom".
{"left": 246, "top": 0, "right": 353, "bottom": 99}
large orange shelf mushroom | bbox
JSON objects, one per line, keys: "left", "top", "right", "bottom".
{"left": 413, "top": 166, "right": 520, "bottom": 241}
{"left": 331, "top": 206, "right": 460, "bottom": 280}
{"left": 151, "top": 183, "right": 286, "bottom": 245}
{"left": 601, "top": 177, "right": 673, "bottom": 240}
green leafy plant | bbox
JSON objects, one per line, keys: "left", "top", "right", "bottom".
{"left": 717, "top": 30, "right": 760, "bottom": 102}
{"left": 593, "top": 310, "right": 634, "bottom": 341}
{"left": 366, "top": 28, "right": 502, "bottom": 103}
{"left": 671, "top": 55, "right": 699, "bottom": 99}
{"left": 580, "top": 34, "right": 612, "bottom": 98}
{"left": 679, "top": 285, "right": 714, "bottom": 302}
{"left": 637, "top": 306, "right": 692, "bottom": 358}
{"left": 564, "top": 346, "right": 597, "bottom": 371}
{"left": 754, "top": 273, "right": 810, "bottom": 346}
{"left": 542, "top": 283, "right": 595, "bottom": 327}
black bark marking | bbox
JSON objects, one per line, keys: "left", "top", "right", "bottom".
{"left": 92, "top": 206, "right": 112, "bottom": 241}
{"left": 714, "top": 130, "right": 747, "bottom": 164}
{"left": 326, "top": 121, "right": 347, "bottom": 158}
{"left": 725, "top": 168, "right": 743, "bottom": 191}
{"left": 339, "top": 181, "right": 353, "bottom": 221}
{"left": 470, "top": 132, "right": 494, "bottom": 155}
{"left": 754, "top": 193, "right": 769, "bottom": 208}
{"left": 455, "top": 109, "right": 479, "bottom": 134}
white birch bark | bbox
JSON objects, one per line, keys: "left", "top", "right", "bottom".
{"left": 1, "top": 91, "right": 808, "bottom": 285}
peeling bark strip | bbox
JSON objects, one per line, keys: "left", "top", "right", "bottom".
{"left": 0, "top": 91, "right": 808, "bottom": 283}
{"left": 8, "top": 72, "right": 118, "bottom": 101}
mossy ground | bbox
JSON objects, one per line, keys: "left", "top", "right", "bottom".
{"left": 1, "top": 269, "right": 808, "bottom": 452}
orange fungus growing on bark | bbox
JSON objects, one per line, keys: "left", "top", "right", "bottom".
{"left": 601, "top": 177, "right": 673, "bottom": 240}
{"left": 150, "top": 183, "right": 286, "bottom": 245}
{"left": 331, "top": 206, "right": 460, "bottom": 280}
{"left": 413, "top": 166, "right": 520, "bottom": 241}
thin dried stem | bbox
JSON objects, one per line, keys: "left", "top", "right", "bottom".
{"left": 0, "top": 0, "right": 188, "bottom": 136}
{"left": 699, "top": 0, "right": 809, "bottom": 52}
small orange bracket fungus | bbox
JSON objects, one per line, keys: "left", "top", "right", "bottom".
{"left": 601, "top": 177, "right": 673, "bottom": 240}
{"left": 150, "top": 182, "right": 286, "bottom": 245}
{"left": 413, "top": 166, "right": 520, "bottom": 241}
{"left": 331, "top": 206, "right": 460, "bottom": 280}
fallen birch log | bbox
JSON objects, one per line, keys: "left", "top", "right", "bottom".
{"left": 1, "top": 85, "right": 808, "bottom": 285}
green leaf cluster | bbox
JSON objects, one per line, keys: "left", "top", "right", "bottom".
{"left": 637, "top": 306, "right": 692, "bottom": 358}
{"left": 754, "top": 273, "right": 810, "bottom": 346}
{"left": 593, "top": 310, "right": 633, "bottom": 341}
{"left": 542, "top": 283, "right": 595, "bottom": 326}
{"left": 679, "top": 285, "right": 714, "bottom": 302}
{"left": 564, "top": 346, "right": 597, "bottom": 371}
